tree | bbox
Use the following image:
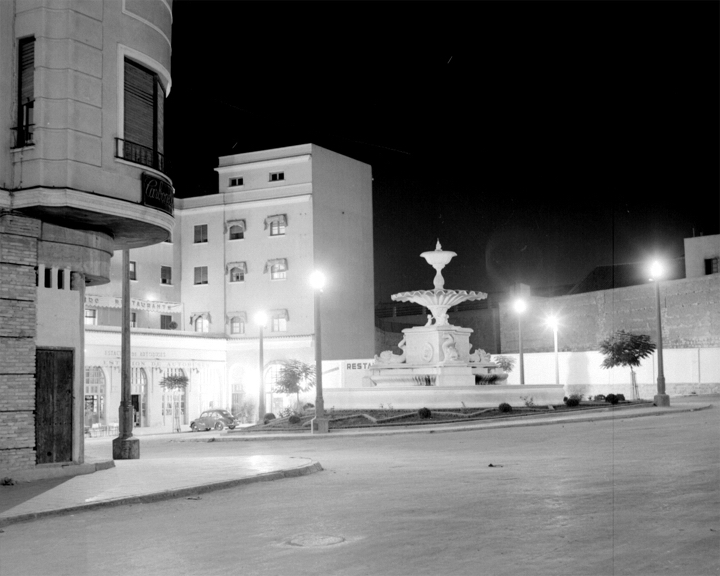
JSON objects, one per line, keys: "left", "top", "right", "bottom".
{"left": 159, "top": 373, "right": 189, "bottom": 432}
{"left": 492, "top": 355, "right": 515, "bottom": 374}
{"left": 599, "top": 330, "right": 656, "bottom": 399}
{"left": 272, "top": 360, "right": 315, "bottom": 407}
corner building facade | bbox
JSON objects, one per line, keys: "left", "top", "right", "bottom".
{"left": 83, "top": 144, "right": 375, "bottom": 427}
{"left": 0, "top": 0, "right": 173, "bottom": 479}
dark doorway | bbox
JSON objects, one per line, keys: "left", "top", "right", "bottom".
{"left": 36, "top": 348, "right": 74, "bottom": 464}
{"left": 131, "top": 394, "right": 141, "bottom": 426}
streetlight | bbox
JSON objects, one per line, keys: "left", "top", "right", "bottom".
{"left": 253, "top": 311, "right": 268, "bottom": 422}
{"left": 309, "top": 270, "right": 329, "bottom": 434}
{"left": 546, "top": 316, "right": 559, "bottom": 386}
{"left": 649, "top": 261, "right": 670, "bottom": 407}
{"left": 513, "top": 298, "right": 527, "bottom": 385}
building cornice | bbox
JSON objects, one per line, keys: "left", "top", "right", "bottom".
{"left": 176, "top": 192, "right": 311, "bottom": 214}
{"left": 215, "top": 154, "right": 311, "bottom": 174}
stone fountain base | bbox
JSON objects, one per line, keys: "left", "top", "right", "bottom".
{"left": 323, "top": 384, "right": 566, "bottom": 410}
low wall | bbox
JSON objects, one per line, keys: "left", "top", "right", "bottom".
{"left": 498, "top": 347, "right": 720, "bottom": 399}
{"left": 323, "top": 385, "right": 565, "bottom": 410}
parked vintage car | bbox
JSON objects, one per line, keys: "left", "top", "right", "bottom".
{"left": 190, "top": 409, "right": 237, "bottom": 431}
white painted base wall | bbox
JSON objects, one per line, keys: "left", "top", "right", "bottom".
{"left": 499, "top": 348, "right": 720, "bottom": 399}
{"left": 323, "top": 385, "right": 565, "bottom": 410}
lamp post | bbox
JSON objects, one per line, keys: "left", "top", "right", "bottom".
{"left": 650, "top": 261, "right": 670, "bottom": 407}
{"left": 514, "top": 298, "right": 527, "bottom": 385}
{"left": 546, "top": 316, "right": 559, "bottom": 386}
{"left": 253, "top": 311, "right": 267, "bottom": 422}
{"left": 309, "top": 271, "right": 329, "bottom": 434}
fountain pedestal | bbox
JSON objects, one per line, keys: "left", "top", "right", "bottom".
{"left": 403, "top": 325, "right": 473, "bottom": 365}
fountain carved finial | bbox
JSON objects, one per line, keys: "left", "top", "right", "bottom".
{"left": 435, "top": 239, "right": 442, "bottom": 251}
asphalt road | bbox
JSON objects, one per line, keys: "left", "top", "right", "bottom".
{"left": 2, "top": 407, "right": 719, "bottom": 576}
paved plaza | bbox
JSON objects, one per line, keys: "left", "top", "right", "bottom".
{"left": 1, "top": 396, "right": 718, "bottom": 576}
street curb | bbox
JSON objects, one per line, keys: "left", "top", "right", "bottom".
{"left": 175, "top": 404, "right": 714, "bottom": 442}
{"left": 0, "top": 460, "right": 323, "bottom": 528}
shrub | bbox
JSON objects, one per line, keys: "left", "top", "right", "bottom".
{"left": 566, "top": 398, "right": 580, "bottom": 407}
{"left": 498, "top": 403, "right": 513, "bottom": 413}
{"left": 563, "top": 396, "right": 568, "bottom": 403}
{"left": 303, "top": 402, "right": 315, "bottom": 409}
{"left": 605, "top": 394, "right": 619, "bottom": 405}
{"left": 288, "top": 414, "right": 301, "bottom": 424}
{"left": 616, "top": 394, "right": 626, "bottom": 402}
{"left": 418, "top": 407, "right": 432, "bottom": 419}
{"left": 593, "top": 394, "right": 606, "bottom": 401}
{"left": 263, "top": 412, "right": 276, "bottom": 424}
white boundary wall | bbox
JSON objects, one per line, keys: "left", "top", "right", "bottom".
{"left": 499, "top": 348, "right": 720, "bottom": 399}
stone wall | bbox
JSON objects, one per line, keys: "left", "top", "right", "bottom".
{"left": 500, "top": 274, "right": 720, "bottom": 354}
{"left": 0, "top": 213, "right": 40, "bottom": 474}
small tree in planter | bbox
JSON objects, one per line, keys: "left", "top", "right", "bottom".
{"left": 159, "top": 373, "right": 189, "bottom": 432}
{"left": 273, "top": 360, "right": 316, "bottom": 409}
{"left": 599, "top": 330, "right": 656, "bottom": 400}
{"left": 492, "top": 355, "right": 515, "bottom": 374}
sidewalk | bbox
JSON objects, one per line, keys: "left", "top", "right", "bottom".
{"left": 0, "top": 397, "right": 713, "bottom": 528}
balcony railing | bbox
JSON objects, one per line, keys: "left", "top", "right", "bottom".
{"left": 116, "top": 137, "right": 166, "bottom": 174}
{"left": 12, "top": 102, "right": 34, "bottom": 148}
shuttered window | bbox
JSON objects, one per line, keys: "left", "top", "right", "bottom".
{"left": 16, "top": 37, "right": 35, "bottom": 147}
{"left": 123, "top": 59, "right": 165, "bottom": 169}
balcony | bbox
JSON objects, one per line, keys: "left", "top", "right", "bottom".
{"left": 116, "top": 138, "right": 166, "bottom": 174}
{"left": 12, "top": 102, "right": 34, "bottom": 148}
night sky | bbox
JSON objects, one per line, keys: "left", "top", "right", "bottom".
{"left": 167, "top": 1, "right": 719, "bottom": 303}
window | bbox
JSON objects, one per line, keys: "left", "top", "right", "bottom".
{"left": 230, "top": 317, "right": 245, "bottom": 334}
{"left": 705, "top": 258, "right": 719, "bottom": 275}
{"left": 194, "top": 224, "right": 208, "bottom": 243}
{"left": 44, "top": 267, "right": 52, "bottom": 288}
{"left": 131, "top": 312, "right": 137, "bottom": 328}
{"left": 264, "top": 258, "right": 288, "bottom": 280}
{"left": 229, "top": 225, "right": 244, "bottom": 240}
{"left": 270, "top": 220, "right": 285, "bottom": 236}
{"left": 15, "top": 37, "right": 34, "bottom": 148}
{"left": 195, "top": 316, "right": 209, "bottom": 333}
{"left": 121, "top": 58, "right": 165, "bottom": 172}
{"left": 129, "top": 261, "right": 137, "bottom": 281}
{"left": 57, "top": 269, "right": 64, "bottom": 290}
{"left": 229, "top": 177, "right": 244, "bottom": 187}
{"left": 84, "top": 309, "right": 97, "bottom": 326}
{"left": 265, "top": 214, "right": 287, "bottom": 236}
{"left": 230, "top": 267, "right": 245, "bottom": 282}
{"left": 269, "top": 172, "right": 284, "bottom": 182}
{"left": 271, "top": 264, "right": 286, "bottom": 280}
{"left": 194, "top": 266, "right": 208, "bottom": 285}
{"left": 161, "top": 266, "right": 172, "bottom": 285}
{"left": 272, "top": 316, "right": 287, "bottom": 332}
{"left": 161, "top": 315, "right": 173, "bottom": 330}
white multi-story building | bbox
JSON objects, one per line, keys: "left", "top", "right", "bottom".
{"left": 85, "top": 144, "right": 374, "bottom": 427}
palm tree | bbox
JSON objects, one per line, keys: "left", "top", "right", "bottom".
{"left": 599, "top": 330, "right": 656, "bottom": 399}
{"left": 272, "top": 360, "right": 315, "bottom": 408}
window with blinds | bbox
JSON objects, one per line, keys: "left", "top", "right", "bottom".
{"left": 15, "top": 37, "right": 35, "bottom": 147}
{"left": 122, "top": 59, "right": 165, "bottom": 171}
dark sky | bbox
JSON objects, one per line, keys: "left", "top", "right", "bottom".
{"left": 167, "top": 1, "right": 719, "bottom": 303}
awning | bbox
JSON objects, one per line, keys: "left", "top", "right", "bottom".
{"left": 189, "top": 311, "right": 211, "bottom": 325}
{"left": 227, "top": 311, "right": 248, "bottom": 324}
{"left": 225, "top": 219, "right": 246, "bottom": 233}
{"left": 264, "top": 258, "right": 288, "bottom": 273}
{"left": 264, "top": 214, "right": 287, "bottom": 230}
{"left": 270, "top": 309, "right": 289, "bottom": 321}
{"left": 226, "top": 261, "right": 248, "bottom": 274}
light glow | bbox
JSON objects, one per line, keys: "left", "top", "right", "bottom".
{"left": 649, "top": 260, "right": 663, "bottom": 281}
{"left": 513, "top": 298, "right": 527, "bottom": 314}
{"left": 253, "top": 311, "right": 267, "bottom": 327}
{"left": 546, "top": 315, "right": 558, "bottom": 330}
{"left": 309, "top": 270, "right": 326, "bottom": 290}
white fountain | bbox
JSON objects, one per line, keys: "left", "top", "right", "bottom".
{"left": 323, "top": 241, "right": 566, "bottom": 409}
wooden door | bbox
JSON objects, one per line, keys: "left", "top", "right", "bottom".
{"left": 36, "top": 348, "right": 74, "bottom": 464}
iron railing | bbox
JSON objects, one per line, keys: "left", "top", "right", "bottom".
{"left": 116, "top": 137, "right": 166, "bottom": 173}
{"left": 12, "top": 102, "right": 34, "bottom": 148}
